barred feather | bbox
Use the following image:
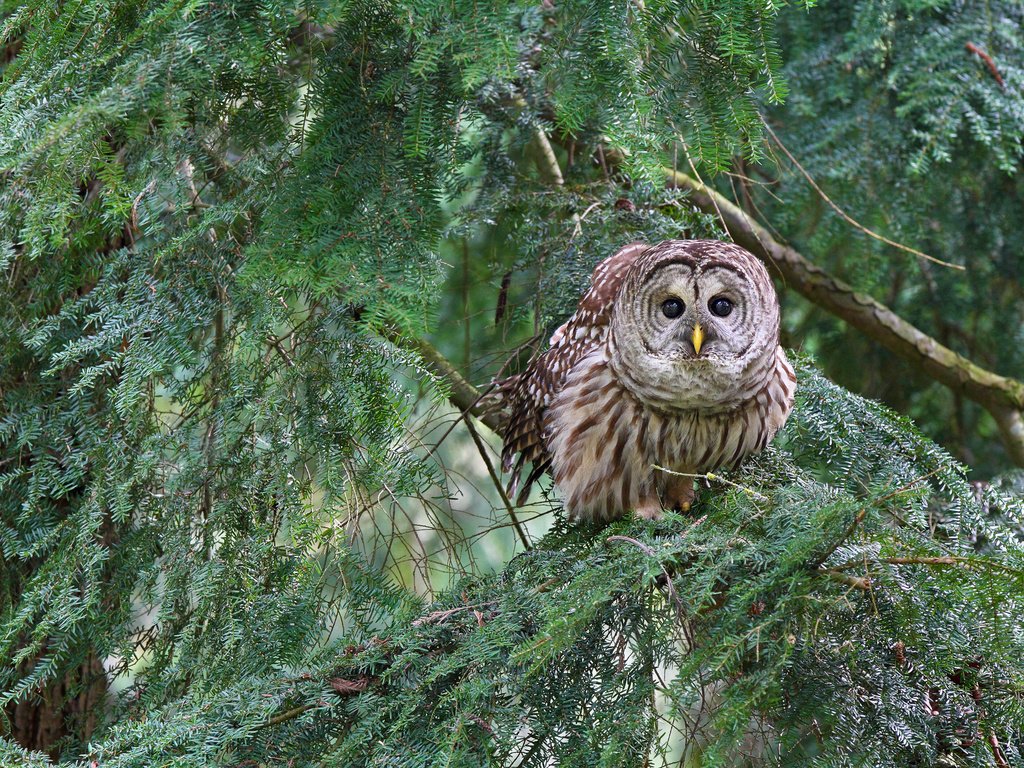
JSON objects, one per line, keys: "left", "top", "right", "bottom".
{"left": 495, "top": 242, "right": 648, "bottom": 498}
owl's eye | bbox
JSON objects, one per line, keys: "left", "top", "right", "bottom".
{"left": 709, "top": 296, "right": 733, "bottom": 317}
{"left": 661, "top": 298, "right": 685, "bottom": 319}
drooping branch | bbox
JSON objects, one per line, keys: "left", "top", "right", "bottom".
{"left": 666, "top": 169, "right": 1024, "bottom": 466}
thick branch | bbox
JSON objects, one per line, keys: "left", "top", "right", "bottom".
{"left": 667, "top": 170, "right": 1024, "bottom": 465}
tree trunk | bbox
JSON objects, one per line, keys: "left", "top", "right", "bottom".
{"left": 7, "top": 650, "right": 107, "bottom": 759}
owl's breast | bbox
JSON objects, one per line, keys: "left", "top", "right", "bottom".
{"left": 544, "top": 349, "right": 651, "bottom": 520}
{"left": 544, "top": 347, "right": 795, "bottom": 521}
{"left": 647, "top": 347, "right": 796, "bottom": 474}
{"left": 645, "top": 407, "right": 751, "bottom": 474}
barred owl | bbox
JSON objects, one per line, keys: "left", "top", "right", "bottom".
{"left": 496, "top": 240, "right": 795, "bottom": 522}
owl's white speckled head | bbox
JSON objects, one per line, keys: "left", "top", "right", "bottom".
{"left": 609, "top": 240, "right": 781, "bottom": 412}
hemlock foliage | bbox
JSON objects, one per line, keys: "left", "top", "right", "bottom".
{"left": 0, "top": 1, "right": 1023, "bottom": 766}
{"left": 765, "top": 1, "right": 1024, "bottom": 474}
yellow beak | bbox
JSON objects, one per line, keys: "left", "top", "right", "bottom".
{"left": 692, "top": 323, "right": 704, "bottom": 356}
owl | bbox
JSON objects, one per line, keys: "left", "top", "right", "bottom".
{"left": 496, "top": 240, "right": 796, "bottom": 522}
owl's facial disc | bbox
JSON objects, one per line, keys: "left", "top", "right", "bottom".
{"left": 643, "top": 264, "right": 747, "bottom": 361}
{"left": 610, "top": 248, "right": 780, "bottom": 411}
{"left": 680, "top": 267, "right": 754, "bottom": 363}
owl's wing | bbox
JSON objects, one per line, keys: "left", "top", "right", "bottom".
{"left": 495, "top": 242, "right": 648, "bottom": 504}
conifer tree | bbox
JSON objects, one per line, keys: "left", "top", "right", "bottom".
{"left": 1, "top": 1, "right": 1023, "bottom": 766}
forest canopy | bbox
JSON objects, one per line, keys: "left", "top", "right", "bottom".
{"left": 1, "top": 0, "right": 1024, "bottom": 766}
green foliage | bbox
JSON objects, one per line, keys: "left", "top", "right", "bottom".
{"left": 1, "top": 0, "right": 1023, "bottom": 766}
{"left": 6, "top": 365, "right": 1021, "bottom": 767}
{"left": 761, "top": 0, "right": 1024, "bottom": 472}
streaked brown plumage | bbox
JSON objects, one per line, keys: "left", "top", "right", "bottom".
{"left": 496, "top": 240, "right": 795, "bottom": 521}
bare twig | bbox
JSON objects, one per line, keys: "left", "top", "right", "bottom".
{"left": 412, "top": 601, "right": 498, "bottom": 627}
{"left": 824, "top": 551, "right": 1024, "bottom": 581}
{"left": 401, "top": 335, "right": 499, "bottom": 432}
{"left": 606, "top": 535, "right": 657, "bottom": 557}
{"left": 330, "top": 676, "right": 373, "bottom": 695}
{"left": 884, "top": 556, "right": 961, "bottom": 566}
{"left": 531, "top": 126, "right": 565, "bottom": 186}
{"left": 966, "top": 42, "right": 1005, "bottom": 88}
{"left": 129, "top": 179, "right": 157, "bottom": 234}
{"left": 988, "top": 729, "right": 1010, "bottom": 768}
{"left": 653, "top": 466, "right": 769, "bottom": 501}
{"left": 762, "top": 119, "right": 962, "bottom": 270}
{"left": 884, "top": 555, "right": 1023, "bottom": 578}
{"left": 463, "top": 413, "right": 532, "bottom": 550}
{"left": 266, "top": 334, "right": 295, "bottom": 368}
{"left": 820, "top": 569, "right": 871, "bottom": 591}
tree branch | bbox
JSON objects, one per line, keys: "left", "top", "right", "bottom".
{"left": 820, "top": 569, "right": 871, "bottom": 591}
{"left": 666, "top": 169, "right": 1024, "bottom": 466}
{"left": 400, "top": 139, "right": 1024, "bottom": 467}
{"left": 530, "top": 126, "right": 565, "bottom": 186}
{"left": 404, "top": 336, "right": 499, "bottom": 433}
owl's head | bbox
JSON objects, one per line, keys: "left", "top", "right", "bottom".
{"left": 609, "top": 240, "right": 781, "bottom": 411}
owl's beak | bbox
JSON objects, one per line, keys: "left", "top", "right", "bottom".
{"left": 691, "top": 323, "right": 705, "bottom": 356}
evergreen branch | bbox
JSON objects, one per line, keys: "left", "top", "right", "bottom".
{"left": 5, "top": 2, "right": 1024, "bottom": 761}
{"left": 829, "top": 555, "right": 1024, "bottom": 579}
{"left": 397, "top": 334, "right": 500, "bottom": 432}
{"left": 257, "top": 703, "right": 316, "bottom": 729}
{"left": 665, "top": 168, "right": 1024, "bottom": 466}
{"left": 812, "top": 469, "right": 945, "bottom": 569}
{"left": 813, "top": 506, "right": 868, "bottom": 570}
{"left": 607, "top": 535, "right": 689, "bottom": 622}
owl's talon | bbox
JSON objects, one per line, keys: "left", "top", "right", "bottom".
{"left": 664, "top": 473, "right": 696, "bottom": 514}
{"left": 635, "top": 498, "right": 663, "bottom": 521}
